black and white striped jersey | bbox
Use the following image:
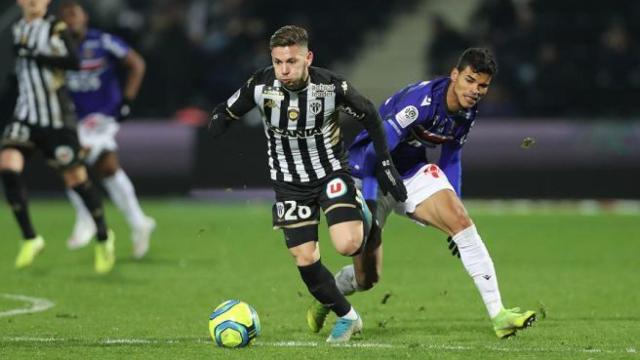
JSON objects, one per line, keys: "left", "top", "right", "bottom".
{"left": 12, "top": 15, "right": 77, "bottom": 129}
{"left": 226, "top": 66, "right": 381, "bottom": 184}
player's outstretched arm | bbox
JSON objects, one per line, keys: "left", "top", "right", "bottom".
{"left": 208, "top": 102, "right": 237, "bottom": 137}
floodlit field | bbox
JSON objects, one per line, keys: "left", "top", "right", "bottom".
{"left": 1, "top": 199, "right": 639, "bottom": 359}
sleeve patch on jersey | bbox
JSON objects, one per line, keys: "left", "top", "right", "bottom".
{"left": 394, "top": 105, "right": 419, "bottom": 128}
{"left": 227, "top": 89, "right": 241, "bottom": 107}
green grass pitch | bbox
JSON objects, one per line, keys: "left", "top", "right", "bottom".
{"left": 1, "top": 199, "right": 639, "bottom": 359}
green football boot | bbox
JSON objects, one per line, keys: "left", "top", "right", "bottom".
{"left": 492, "top": 307, "right": 536, "bottom": 339}
{"left": 95, "top": 230, "right": 116, "bottom": 274}
{"left": 15, "top": 236, "right": 45, "bottom": 269}
{"left": 307, "top": 300, "right": 331, "bottom": 333}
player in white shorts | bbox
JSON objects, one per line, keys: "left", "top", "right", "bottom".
{"left": 307, "top": 48, "right": 536, "bottom": 339}
{"left": 60, "top": 1, "right": 155, "bottom": 258}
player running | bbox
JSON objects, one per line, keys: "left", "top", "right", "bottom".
{"left": 208, "top": 25, "right": 407, "bottom": 342}
{"left": 58, "top": 1, "right": 155, "bottom": 259}
{"left": 1, "top": 0, "right": 115, "bottom": 274}
{"left": 308, "top": 48, "right": 536, "bottom": 339}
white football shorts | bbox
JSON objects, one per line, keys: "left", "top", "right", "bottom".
{"left": 355, "top": 163, "right": 455, "bottom": 227}
{"left": 77, "top": 113, "right": 120, "bottom": 164}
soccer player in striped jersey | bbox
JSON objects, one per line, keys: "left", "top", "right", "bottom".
{"left": 208, "top": 25, "right": 407, "bottom": 342}
{"left": 58, "top": 1, "right": 154, "bottom": 259}
{"left": 1, "top": 0, "right": 115, "bottom": 274}
{"left": 309, "top": 48, "right": 536, "bottom": 338}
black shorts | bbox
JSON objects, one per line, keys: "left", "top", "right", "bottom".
{"left": 1, "top": 120, "right": 83, "bottom": 170}
{"left": 272, "top": 171, "right": 365, "bottom": 248}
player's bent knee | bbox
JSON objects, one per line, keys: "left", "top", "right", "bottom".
{"left": 450, "top": 206, "right": 473, "bottom": 234}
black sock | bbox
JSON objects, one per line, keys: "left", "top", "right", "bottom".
{"left": 1, "top": 170, "right": 36, "bottom": 239}
{"left": 298, "top": 259, "right": 351, "bottom": 317}
{"left": 72, "top": 181, "right": 108, "bottom": 241}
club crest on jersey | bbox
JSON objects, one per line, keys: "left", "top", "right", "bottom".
{"left": 276, "top": 202, "right": 285, "bottom": 218}
{"left": 326, "top": 178, "right": 347, "bottom": 199}
{"left": 54, "top": 146, "right": 74, "bottom": 165}
{"left": 395, "top": 105, "right": 419, "bottom": 128}
{"left": 287, "top": 106, "right": 300, "bottom": 121}
{"left": 308, "top": 100, "right": 322, "bottom": 115}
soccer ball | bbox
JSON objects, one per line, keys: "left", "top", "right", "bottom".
{"left": 208, "top": 300, "right": 261, "bottom": 348}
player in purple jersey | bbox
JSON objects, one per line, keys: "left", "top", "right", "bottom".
{"left": 58, "top": 1, "right": 154, "bottom": 259}
{"left": 308, "top": 48, "right": 537, "bottom": 338}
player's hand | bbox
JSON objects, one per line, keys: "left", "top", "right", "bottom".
{"left": 117, "top": 98, "right": 132, "bottom": 122}
{"left": 208, "top": 103, "right": 233, "bottom": 137}
{"left": 446, "top": 236, "right": 460, "bottom": 258}
{"left": 375, "top": 156, "right": 407, "bottom": 202}
{"left": 15, "top": 45, "right": 37, "bottom": 58}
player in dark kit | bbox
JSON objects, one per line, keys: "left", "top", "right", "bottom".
{"left": 1, "top": 0, "right": 115, "bottom": 274}
{"left": 209, "top": 25, "right": 407, "bottom": 342}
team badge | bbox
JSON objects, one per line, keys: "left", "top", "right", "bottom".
{"left": 287, "top": 106, "right": 300, "bottom": 121}
{"left": 308, "top": 100, "right": 322, "bottom": 115}
{"left": 326, "top": 178, "right": 347, "bottom": 199}
{"left": 54, "top": 146, "right": 74, "bottom": 165}
{"left": 276, "top": 202, "right": 285, "bottom": 218}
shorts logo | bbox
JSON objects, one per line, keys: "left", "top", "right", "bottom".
{"left": 326, "top": 178, "right": 347, "bottom": 199}
{"left": 425, "top": 164, "right": 440, "bottom": 178}
{"left": 308, "top": 100, "right": 322, "bottom": 115}
{"left": 54, "top": 146, "right": 74, "bottom": 165}
{"left": 395, "top": 105, "right": 419, "bottom": 128}
{"left": 276, "top": 202, "right": 285, "bottom": 219}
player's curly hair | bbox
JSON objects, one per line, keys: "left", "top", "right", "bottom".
{"left": 456, "top": 48, "right": 498, "bottom": 76}
{"left": 269, "top": 25, "right": 309, "bottom": 49}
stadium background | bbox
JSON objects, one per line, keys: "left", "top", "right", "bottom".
{"left": 1, "top": 1, "right": 639, "bottom": 358}
{"left": 1, "top": 0, "right": 639, "bottom": 199}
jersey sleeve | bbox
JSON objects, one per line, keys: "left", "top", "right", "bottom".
{"left": 32, "top": 19, "right": 79, "bottom": 70}
{"left": 226, "top": 72, "right": 258, "bottom": 118}
{"left": 101, "top": 33, "right": 130, "bottom": 59}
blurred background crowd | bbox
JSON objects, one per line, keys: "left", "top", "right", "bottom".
{"left": 3, "top": 0, "right": 639, "bottom": 119}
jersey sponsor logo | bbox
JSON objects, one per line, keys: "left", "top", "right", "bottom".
{"left": 287, "top": 106, "right": 300, "bottom": 121}
{"left": 341, "top": 105, "right": 364, "bottom": 120}
{"left": 308, "top": 99, "right": 322, "bottom": 115}
{"left": 395, "top": 105, "right": 419, "bottom": 128}
{"left": 268, "top": 124, "right": 323, "bottom": 138}
{"left": 311, "top": 84, "right": 335, "bottom": 98}
{"left": 421, "top": 95, "right": 432, "bottom": 106}
{"left": 54, "top": 145, "right": 74, "bottom": 165}
{"left": 326, "top": 178, "right": 347, "bottom": 199}
{"left": 264, "top": 99, "right": 278, "bottom": 109}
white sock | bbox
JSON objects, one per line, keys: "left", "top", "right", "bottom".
{"left": 335, "top": 265, "right": 359, "bottom": 296}
{"left": 341, "top": 307, "right": 358, "bottom": 320}
{"left": 66, "top": 189, "right": 94, "bottom": 227}
{"left": 452, "top": 225, "right": 504, "bottom": 318}
{"left": 102, "top": 169, "right": 146, "bottom": 229}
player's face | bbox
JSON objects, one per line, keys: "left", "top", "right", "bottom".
{"left": 271, "top": 45, "right": 313, "bottom": 90}
{"left": 449, "top": 66, "right": 492, "bottom": 110}
{"left": 17, "top": 0, "right": 51, "bottom": 19}
{"left": 59, "top": 4, "right": 88, "bottom": 36}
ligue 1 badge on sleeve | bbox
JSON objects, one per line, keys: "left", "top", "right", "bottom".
{"left": 287, "top": 106, "right": 300, "bottom": 121}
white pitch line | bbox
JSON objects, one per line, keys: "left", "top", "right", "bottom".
{"left": 0, "top": 337, "right": 637, "bottom": 354}
{"left": 0, "top": 293, "right": 55, "bottom": 318}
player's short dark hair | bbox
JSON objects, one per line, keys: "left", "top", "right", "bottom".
{"left": 269, "top": 25, "right": 309, "bottom": 49}
{"left": 57, "top": 0, "right": 83, "bottom": 12}
{"left": 456, "top": 48, "right": 498, "bottom": 76}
